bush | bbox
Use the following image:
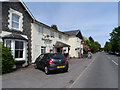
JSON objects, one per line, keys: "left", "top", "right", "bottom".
{"left": 0, "top": 43, "right": 2, "bottom": 75}
{"left": 2, "top": 46, "right": 15, "bottom": 74}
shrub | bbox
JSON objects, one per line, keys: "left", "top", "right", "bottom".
{"left": 2, "top": 46, "right": 15, "bottom": 74}
{"left": 0, "top": 43, "right": 2, "bottom": 75}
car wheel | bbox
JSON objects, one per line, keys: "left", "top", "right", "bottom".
{"left": 34, "top": 63, "right": 38, "bottom": 69}
{"left": 44, "top": 66, "right": 50, "bottom": 75}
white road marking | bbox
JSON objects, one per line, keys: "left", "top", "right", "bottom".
{"left": 69, "top": 53, "right": 98, "bottom": 88}
{"left": 112, "top": 60, "right": 118, "bottom": 66}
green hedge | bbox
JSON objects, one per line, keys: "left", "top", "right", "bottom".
{"left": 2, "top": 45, "right": 15, "bottom": 74}
{"left": 0, "top": 43, "right": 2, "bottom": 75}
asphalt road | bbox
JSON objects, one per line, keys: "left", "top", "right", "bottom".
{"left": 71, "top": 52, "right": 118, "bottom": 88}
{"left": 2, "top": 52, "right": 118, "bottom": 88}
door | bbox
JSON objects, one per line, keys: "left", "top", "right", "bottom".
{"left": 37, "top": 54, "right": 44, "bottom": 68}
{"left": 56, "top": 48, "right": 62, "bottom": 53}
{"left": 39, "top": 54, "right": 47, "bottom": 69}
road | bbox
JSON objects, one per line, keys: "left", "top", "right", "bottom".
{"left": 2, "top": 52, "right": 118, "bottom": 88}
{"left": 71, "top": 52, "right": 118, "bottom": 88}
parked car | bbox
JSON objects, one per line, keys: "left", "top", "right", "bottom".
{"left": 115, "top": 51, "right": 120, "bottom": 56}
{"left": 34, "top": 53, "right": 69, "bottom": 74}
{"left": 108, "top": 50, "right": 115, "bottom": 55}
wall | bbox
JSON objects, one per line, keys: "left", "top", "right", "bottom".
{"left": 67, "top": 36, "right": 83, "bottom": 58}
{"left": 31, "top": 23, "right": 70, "bottom": 62}
{"left": 2, "top": 2, "right": 33, "bottom": 64}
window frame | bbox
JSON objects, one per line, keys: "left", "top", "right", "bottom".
{"left": 5, "top": 40, "right": 11, "bottom": 48}
{"left": 41, "top": 46, "right": 46, "bottom": 54}
{"left": 11, "top": 13, "right": 20, "bottom": 30}
{"left": 50, "top": 30, "right": 54, "bottom": 38}
{"left": 59, "top": 34, "right": 62, "bottom": 39}
{"left": 15, "top": 41, "right": 24, "bottom": 59}
{"left": 8, "top": 8, "right": 23, "bottom": 31}
{"left": 38, "top": 26, "right": 43, "bottom": 34}
{"left": 4, "top": 39, "right": 26, "bottom": 61}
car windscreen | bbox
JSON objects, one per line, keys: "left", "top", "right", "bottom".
{"left": 49, "top": 54, "right": 66, "bottom": 59}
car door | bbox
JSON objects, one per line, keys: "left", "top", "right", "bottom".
{"left": 37, "top": 54, "right": 44, "bottom": 69}
{"left": 39, "top": 54, "right": 47, "bottom": 69}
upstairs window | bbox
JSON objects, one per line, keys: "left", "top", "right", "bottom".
{"left": 12, "top": 14, "right": 20, "bottom": 29}
{"left": 59, "top": 34, "right": 62, "bottom": 39}
{"left": 38, "top": 26, "right": 43, "bottom": 34}
{"left": 50, "top": 30, "right": 54, "bottom": 37}
{"left": 8, "top": 8, "right": 23, "bottom": 31}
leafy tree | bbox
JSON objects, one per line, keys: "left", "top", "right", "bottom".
{"left": 104, "top": 41, "right": 112, "bottom": 52}
{"left": 110, "top": 26, "right": 120, "bottom": 52}
{"left": 83, "top": 36, "right": 101, "bottom": 53}
{"left": 83, "top": 36, "right": 90, "bottom": 54}
{"left": 51, "top": 24, "right": 58, "bottom": 31}
{"left": 89, "top": 37, "right": 101, "bottom": 53}
{"left": 83, "top": 36, "right": 91, "bottom": 47}
{"left": 89, "top": 36, "right": 94, "bottom": 42}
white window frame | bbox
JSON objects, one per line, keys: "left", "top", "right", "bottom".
{"left": 41, "top": 46, "right": 46, "bottom": 54}
{"left": 4, "top": 39, "right": 26, "bottom": 61}
{"left": 12, "top": 14, "right": 20, "bottom": 29}
{"left": 5, "top": 40, "right": 11, "bottom": 48}
{"left": 14, "top": 41, "right": 24, "bottom": 59}
{"left": 59, "top": 34, "right": 62, "bottom": 39}
{"left": 38, "top": 26, "right": 43, "bottom": 34}
{"left": 8, "top": 8, "right": 23, "bottom": 31}
{"left": 50, "top": 30, "right": 54, "bottom": 37}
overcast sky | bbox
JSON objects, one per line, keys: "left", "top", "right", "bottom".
{"left": 25, "top": 2, "right": 118, "bottom": 47}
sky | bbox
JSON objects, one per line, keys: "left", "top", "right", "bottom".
{"left": 25, "top": 2, "right": 118, "bottom": 47}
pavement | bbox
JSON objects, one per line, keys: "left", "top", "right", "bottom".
{"left": 2, "top": 52, "right": 119, "bottom": 88}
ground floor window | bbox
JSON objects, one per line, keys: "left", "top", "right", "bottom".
{"left": 41, "top": 46, "right": 46, "bottom": 54}
{"left": 15, "top": 41, "right": 24, "bottom": 58}
{"left": 5, "top": 40, "right": 11, "bottom": 48}
{"left": 4, "top": 39, "right": 26, "bottom": 60}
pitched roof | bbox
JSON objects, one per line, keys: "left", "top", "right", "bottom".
{"left": 3, "top": 34, "right": 27, "bottom": 40}
{"left": 63, "top": 30, "right": 83, "bottom": 39}
{"left": 54, "top": 41, "right": 70, "bottom": 48}
{"left": 21, "top": 1, "right": 35, "bottom": 20}
{"left": 2, "top": 0, "right": 35, "bottom": 20}
{"left": 34, "top": 20, "right": 69, "bottom": 36}
{"left": 63, "top": 30, "right": 80, "bottom": 36}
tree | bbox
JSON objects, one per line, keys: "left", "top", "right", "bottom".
{"left": 110, "top": 26, "right": 120, "bottom": 52}
{"left": 104, "top": 41, "right": 112, "bottom": 52}
{"left": 83, "top": 36, "right": 91, "bottom": 54}
{"left": 89, "top": 36, "right": 94, "bottom": 42}
{"left": 83, "top": 36, "right": 91, "bottom": 47}
{"left": 83, "top": 36, "right": 101, "bottom": 53}
{"left": 51, "top": 25, "right": 58, "bottom": 31}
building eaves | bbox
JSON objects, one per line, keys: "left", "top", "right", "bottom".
{"left": 3, "top": 0, "right": 36, "bottom": 20}
{"left": 63, "top": 30, "right": 80, "bottom": 36}
{"left": 34, "top": 20, "right": 69, "bottom": 36}
{"left": 20, "top": 1, "right": 36, "bottom": 20}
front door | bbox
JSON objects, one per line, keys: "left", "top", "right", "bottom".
{"left": 56, "top": 48, "right": 62, "bottom": 53}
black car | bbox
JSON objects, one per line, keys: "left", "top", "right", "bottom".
{"left": 34, "top": 53, "right": 69, "bottom": 74}
{"left": 115, "top": 51, "right": 120, "bottom": 56}
{"left": 108, "top": 50, "right": 115, "bottom": 55}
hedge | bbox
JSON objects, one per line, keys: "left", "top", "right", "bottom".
{"left": 2, "top": 45, "right": 15, "bottom": 74}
